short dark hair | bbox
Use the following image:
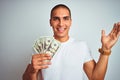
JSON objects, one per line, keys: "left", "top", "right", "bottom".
{"left": 50, "top": 4, "right": 71, "bottom": 18}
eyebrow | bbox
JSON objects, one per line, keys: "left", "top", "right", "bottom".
{"left": 63, "top": 16, "right": 70, "bottom": 19}
{"left": 52, "top": 16, "right": 71, "bottom": 19}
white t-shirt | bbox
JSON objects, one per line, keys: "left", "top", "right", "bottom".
{"left": 41, "top": 37, "right": 93, "bottom": 80}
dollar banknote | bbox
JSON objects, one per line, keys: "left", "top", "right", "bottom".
{"left": 43, "top": 37, "right": 54, "bottom": 52}
{"left": 33, "top": 36, "right": 61, "bottom": 57}
{"left": 33, "top": 37, "right": 44, "bottom": 53}
{"left": 45, "top": 39, "right": 61, "bottom": 57}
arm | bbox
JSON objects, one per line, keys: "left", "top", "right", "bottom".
{"left": 84, "top": 22, "right": 120, "bottom": 80}
{"left": 84, "top": 54, "right": 109, "bottom": 80}
{"left": 22, "top": 64, "right": 39, "bottom": 80}
{"left": 22, "top": 54, "right": 52, "bottom": 80}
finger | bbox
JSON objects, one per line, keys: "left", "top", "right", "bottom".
{"left": 32, "top": 54, "right": 41, "bottom": 58}
{"left": 119, "top": 22, "right": 120, "bottom": 35}
{"left": 40, "top": 54, "right": 52, "bottom": 60}
{"left": 114, "top": 24, "right": 119, "bottom": 37}
{"left": 117, "top": 22, "right": 120, "bottom": 31}
{"left": 38, "top": 60, "right": 51, "bottom": 65}
{"left": 118, "top": 32, "right": 120, "bottom": 37}
{"left": 116, "top": 22, "right": 120, "bottom": 37}
{"left": 37, "top": 61, "right": 51, "bottom": 69}
{"left": 38, "top": 65, "right": 50, "bottom": 69}
{"left": 39, "top": 53, "right": 52, "bottom": 57}
{"left": 110, "top": 23, "right": 117, "bottom": 34}
{"left": 112, "top": 22, "right": 120, "bottom": 37}
{"left": 37, "top": 57, "right": 52, "bottom": 62}
{"left": 32, "top": 53, "right": 51, "bottom": 59}
{"left": 33, "top": 65, "right": 49, "bottom": 70}
{"left": 32, "top": 56, "right": 52, "bottom": 64}
{"left": 108, "top": 23, "right": 118, "bottom": 37}
{"left": 32, "top": 60, "right": 51, "bottom": 68}
{"left": 101, "top": 29, "right": 105, "bottom": 37}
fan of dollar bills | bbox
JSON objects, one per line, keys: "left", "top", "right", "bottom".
{"left": 33, "top": 36, "right": 61, "bottom": 57}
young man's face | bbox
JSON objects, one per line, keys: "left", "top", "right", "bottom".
{"left": 50, "top": 7, "right": 72, "bottom": 41}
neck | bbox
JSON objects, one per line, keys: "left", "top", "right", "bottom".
{"left": 54, "top": 36, "right": 69, "bottom": 42}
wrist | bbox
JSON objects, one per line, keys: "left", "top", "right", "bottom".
{"left": 29, "top": 64, "right": 39, "bottom": 74}
{"left": 101, "top": 45, "right": 111, "bottom": 50}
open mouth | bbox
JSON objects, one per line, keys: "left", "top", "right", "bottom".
{"left": 57, "top": 27, "right": 66, "bottom": 33}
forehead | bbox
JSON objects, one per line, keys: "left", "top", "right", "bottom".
{"left": 51, "top": 7, "right": 70, "bottom": 17}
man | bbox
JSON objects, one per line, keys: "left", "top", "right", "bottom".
{"left": 23, "top": 4, "right": 120, "bottom": 80}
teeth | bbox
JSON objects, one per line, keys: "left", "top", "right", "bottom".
{"left": 57, "top": 28, "right": 65, "bottom": 32}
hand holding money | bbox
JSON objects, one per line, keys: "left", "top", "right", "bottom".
{"left": 31, "top": 53, "right": 52, "bottom": 73}
{"left": 31, "top": 36, "right": 61, "bottom": 71}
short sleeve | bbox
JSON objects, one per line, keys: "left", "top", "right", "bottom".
{"left": 82, "top": 42, "right": 93, "bottom": 63}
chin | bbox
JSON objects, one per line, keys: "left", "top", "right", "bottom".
{"left": 54, "top": 34, "right": 65, "bottom": 38}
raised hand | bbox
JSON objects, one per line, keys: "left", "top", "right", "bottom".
{"left": 101, "top": 22, "right": 120, "bottom": 50}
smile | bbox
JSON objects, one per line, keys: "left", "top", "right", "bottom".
{"left": 57, "top": 27, "right": 66, "bottom": 33}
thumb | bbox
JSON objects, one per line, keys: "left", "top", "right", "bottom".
{"left": 101, "top": 29, "right": 106, "bottom": 37}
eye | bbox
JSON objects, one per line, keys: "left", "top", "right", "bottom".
{"left": 63, "top": 16, "right": 70, "bottom": 20}
{"left": 52, "top": 17, "right": 59, "bottom": 21}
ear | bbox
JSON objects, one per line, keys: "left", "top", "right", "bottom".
{"left": 70, "top": 19, "right": 72, "bottom": 27}
{"left": 49, "top": 19, "right": 52, "bottom": 27}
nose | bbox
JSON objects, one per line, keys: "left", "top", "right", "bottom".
{"left": 59, "top": 19, "right": 64, "bottom": 26}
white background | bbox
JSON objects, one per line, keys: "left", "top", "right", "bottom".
{"left": 0, "top": 0, "right": 120, "bottom": 80}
